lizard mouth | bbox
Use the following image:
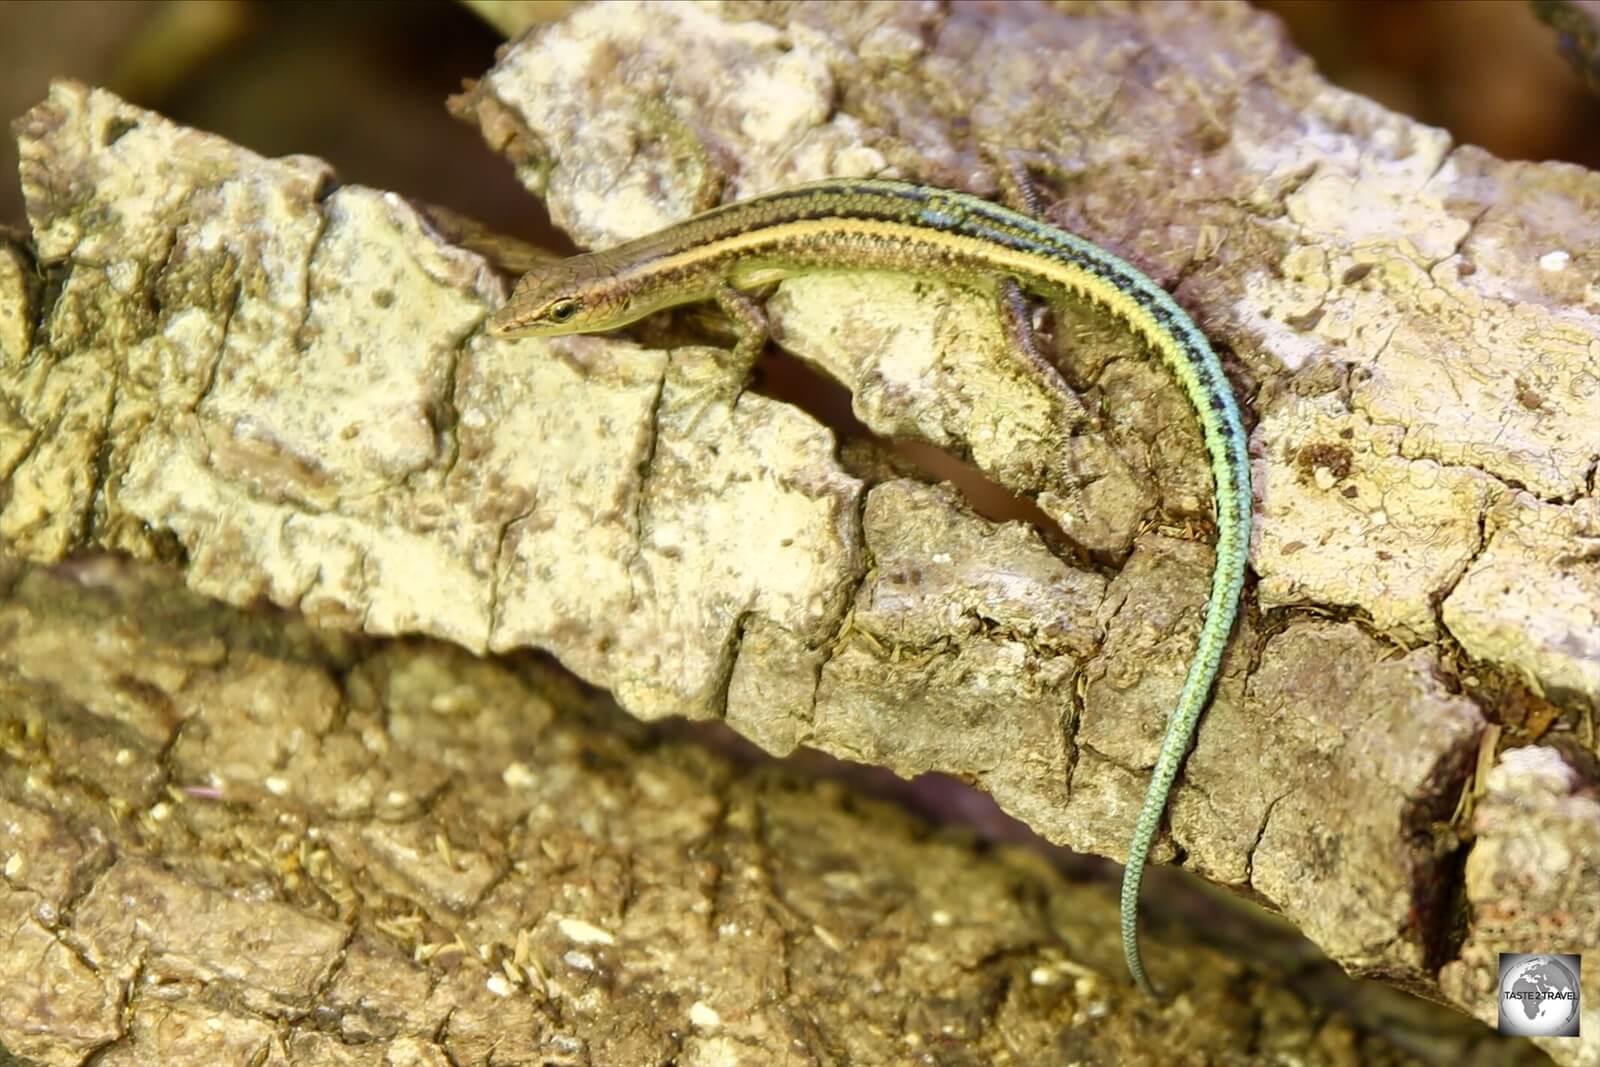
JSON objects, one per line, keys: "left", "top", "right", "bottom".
{"left": 485, "top": 306, "right": 536, "bottom": 337}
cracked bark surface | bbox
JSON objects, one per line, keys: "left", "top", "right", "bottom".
{"left": 0, "top": 558, "right": 1547, "bottom": 1065}
{"left": 1, "top": 1, "right": 1598, "bottom": 1061}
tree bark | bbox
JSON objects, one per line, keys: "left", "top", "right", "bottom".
{"left": 1, "top": 2, "right": 1596, "bottom": 1063}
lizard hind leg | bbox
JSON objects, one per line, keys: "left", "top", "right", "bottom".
{"left": 714, "top": 283, "right": 771, "bottom": 368}
{"left": 994, "top": 277, "right": 1089, "bottom": 428}
{"left": 993, "top": 147, "right": 1048, "bottom": 218}
{"left": 986, "top": 149, "right": 1090, "bottom": 428}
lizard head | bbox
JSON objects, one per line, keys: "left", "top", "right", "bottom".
{"left": 487, "top": 252, "right": 637, "bottom": 338}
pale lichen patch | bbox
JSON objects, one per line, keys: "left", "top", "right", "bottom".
{"left": 484, "top": 338, "right": 864, "bottom": 721}
{"left": 1443, "top": 495, "right": 1600, "bottom": 704}
{"left": 1253, "top": 394, "right": 1497, "bottom": 638}
{"left": 771, "top": 272, "right": 1150, "bottom": 555}
{"left": 480, "top": 1, "right": 887, "bottom": 248}
{"left": 0, "top": 243, "right": 31, "bottom": 364}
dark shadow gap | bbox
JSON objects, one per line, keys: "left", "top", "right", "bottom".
{"left": 754, "top": 347, "right": 1073, "bottom": 542}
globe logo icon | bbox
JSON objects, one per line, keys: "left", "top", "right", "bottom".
{"left": 1498, "top": 954, "right": 1581, "bottom": 1038}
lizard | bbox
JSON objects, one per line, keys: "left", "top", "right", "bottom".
{"left": 487, "top": 177, "right": 1252, "bottom": 996}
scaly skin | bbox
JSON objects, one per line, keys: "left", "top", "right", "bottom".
{"left": 490, "top": 178, "right": 1252, "bottom": 996}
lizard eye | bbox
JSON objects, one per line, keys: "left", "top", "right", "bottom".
{"left": 546, "top": 298, "right": 579, "bottom": 324}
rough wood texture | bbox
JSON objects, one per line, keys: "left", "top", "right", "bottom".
{"left": 0, "top": 559, "right": 1544, "bottom": 1066}
{"left": 1, "top": 1, "right": 1597, "bottom": 1061}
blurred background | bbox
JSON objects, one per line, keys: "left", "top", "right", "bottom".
{"left": 1, "top": 0, "right": 1598, "bottom": 234}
